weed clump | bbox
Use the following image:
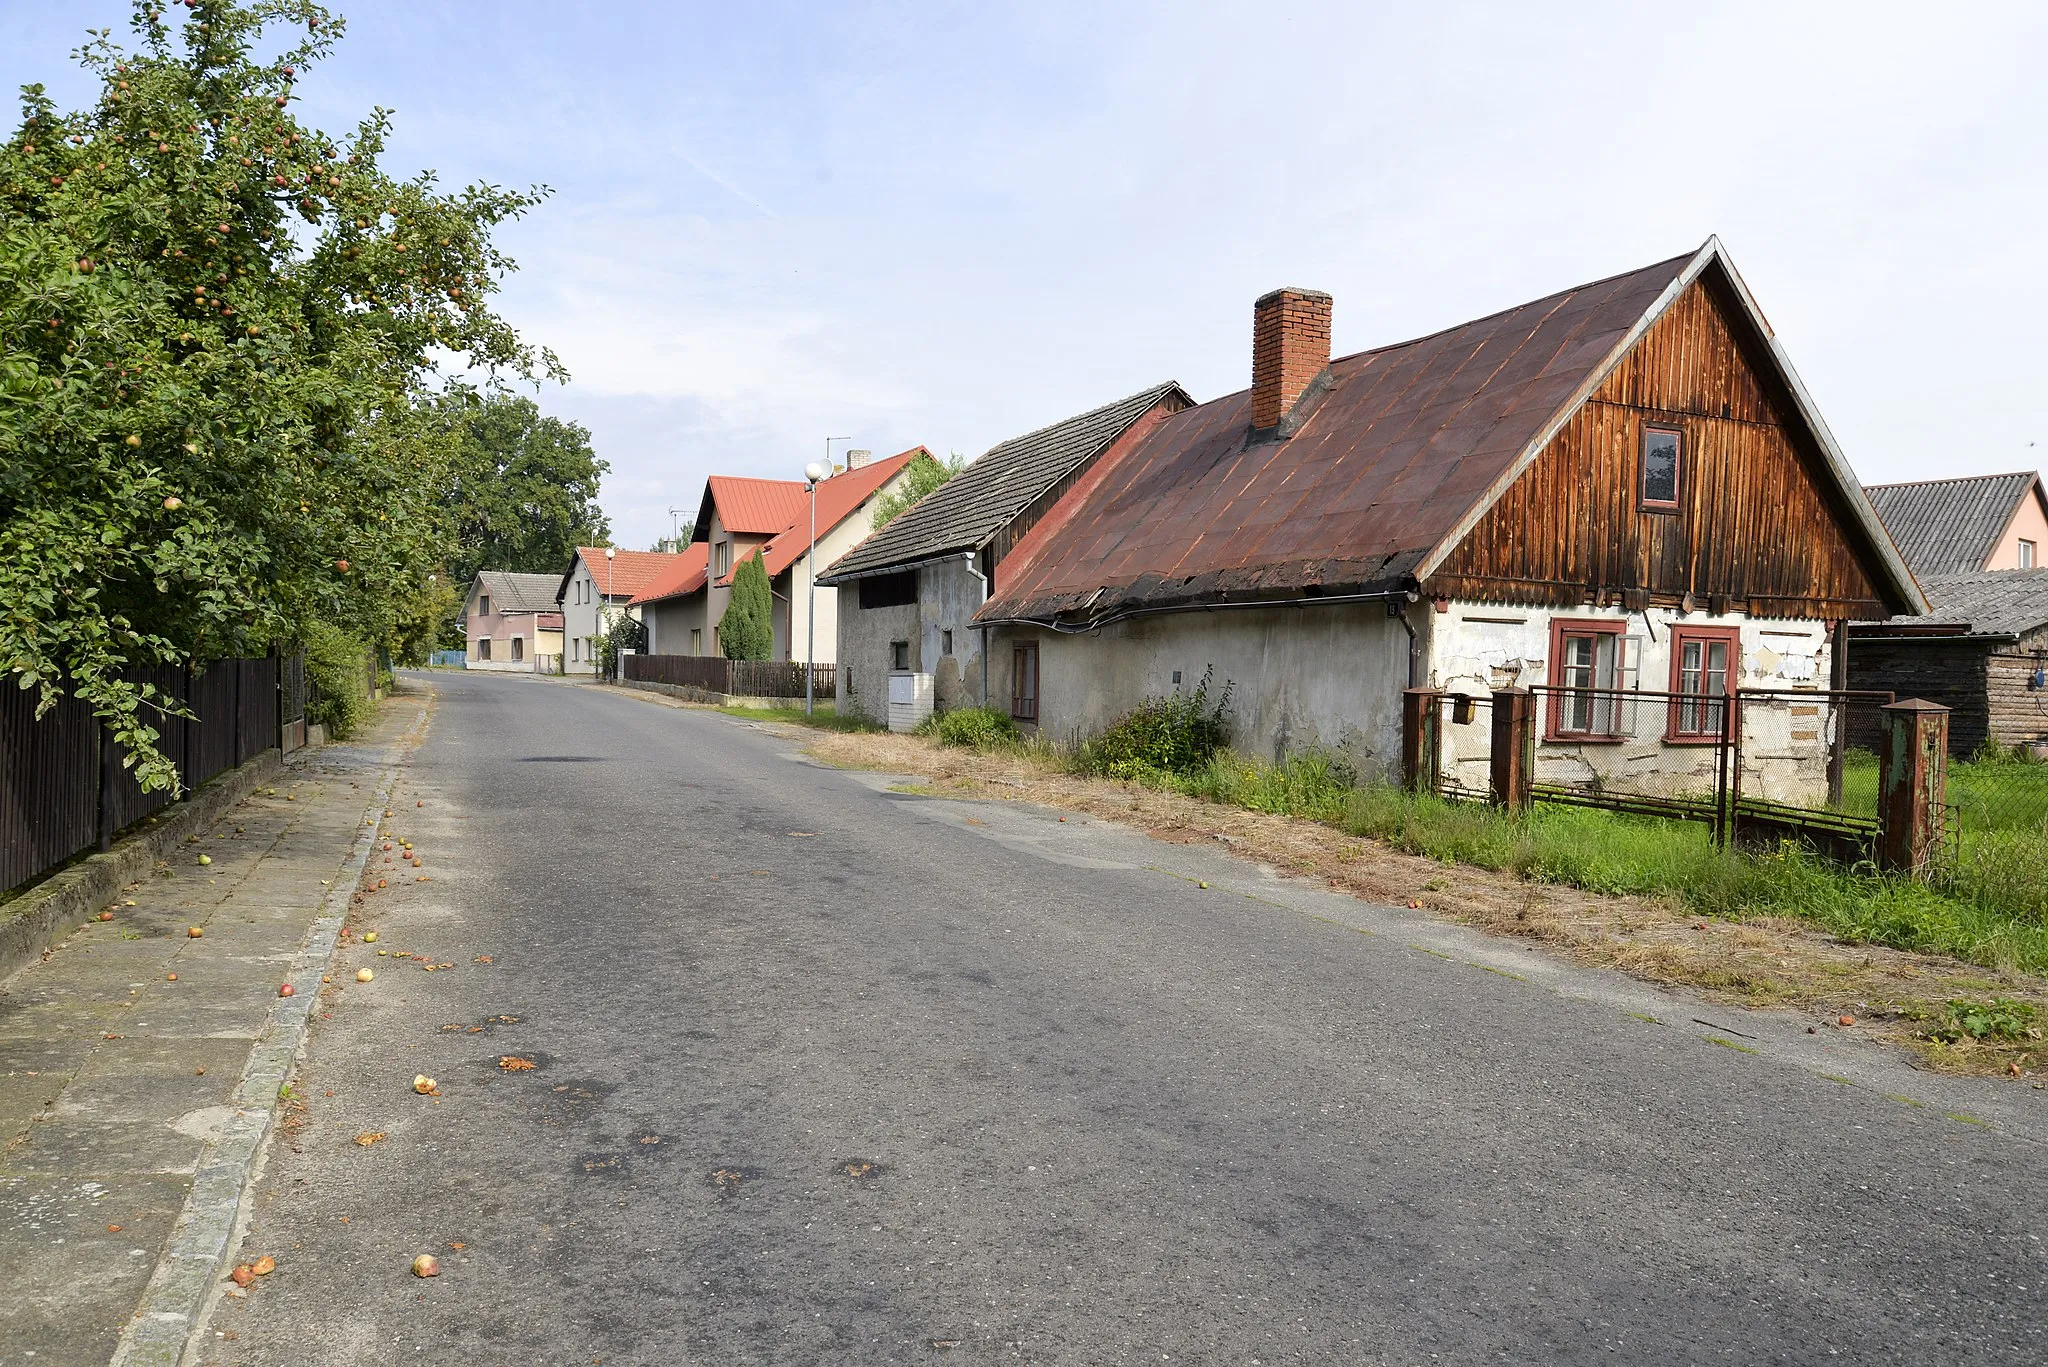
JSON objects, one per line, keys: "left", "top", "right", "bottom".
{"left": 925, "top": 706, "right": 1021, "bottom": 751}
{"left": 1078, "top": 668, "right": 1232, "bottom": 780}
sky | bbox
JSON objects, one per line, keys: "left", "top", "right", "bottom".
{"left": 7, "top": 0, "right": 2046, "bottom": 553}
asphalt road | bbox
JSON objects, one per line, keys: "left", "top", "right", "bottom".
{"left": 200, "top": 672, "right": 2047, "bottom": 1366}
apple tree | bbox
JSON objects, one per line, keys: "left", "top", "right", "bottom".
{"left": 0, "top": 0, "right": 561, "bottom": 790}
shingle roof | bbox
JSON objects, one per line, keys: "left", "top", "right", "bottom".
{"left": 626, "top": 542, "right": 710, "bottom": 607}
{"left": 977, "top": 241, "right": 1923, "bottom": 627}
{"left": 819, "top": 383, "right": 1192, "bottom": 583}
{"left": 555, "top": 547, "right": 686, "bottom": 606}
{"left": 1869, "top": 570, "right": 2048, "bottom": 639}
{"left": 1863, "top": 472, "right": 2043, "bottom": 576}
{"left": 695, "top": 476, "right": 810, "bottom": 539}
{"left": 750, "top": 449, "right": 923, "bottom": 582}
{"left": 473, "top": 571, "right": 565, "bottom": 614}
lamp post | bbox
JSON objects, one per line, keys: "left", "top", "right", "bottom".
{"left": 603, "top": 546, "right": 616, "bottom": 681}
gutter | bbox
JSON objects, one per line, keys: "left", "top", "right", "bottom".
{"left": 976, "top": 585, "right": 1421, "bottom": 635}
{"left": 960, "top": 551, "right": 991, "bottom": 705}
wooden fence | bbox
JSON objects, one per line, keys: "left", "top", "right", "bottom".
{"left": 622, "top": 653, "right": 835, "bottom": 700}
{"left": 1, "top": 654, "right": 300, "bottom": 894}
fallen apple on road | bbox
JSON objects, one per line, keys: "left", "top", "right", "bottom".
{"left": 413, "top": 1075, "right": 438, "bottom": 1095}
{"left": 97, "top": 911, "right": 113, "bottom": 921}
{"left": 230, "top": 1265, "right": 254, "bottom": 1288}
{"left": 196, "top": 854, "right": 212, "bottom": 865}
{"left": 411, "top": 1253, "right": 441, "bottom": 1278}
{"left": 252, "top": 1255, "right": 276, "bottom": 1276}
{"left": 278, "top": 983, "right": 294, "bottom": 997}
{"left": 187, "top": 926, "right": 204, "bottom": 938}
{"left": 356, "top": 968, "right": 374, "bottom": 982}
{"left": 363, "top": 931, "right": 377, "bottom": 942}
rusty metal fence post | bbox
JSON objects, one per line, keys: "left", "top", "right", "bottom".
{"left": 1489, "top": 687, "right": 1534, "bottom": 810}
{"left": 1877, "top": 698, "right": 1948, "bottom": 877}
{"left": 1402, "top": 688, "right": 1442, "bottom": 795}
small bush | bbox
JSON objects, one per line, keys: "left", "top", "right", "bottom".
{"left": 929, "top": 706, "right": 1021, "bottom": 750}
{"left": 304, "top": 621, "right": 372, "bottom": 740}
{"left": 1081, "top": 668, "right": 1233, "bottom": 779}
{"left": 1930, "top": 998, "right": 2041, "bottom": 1044}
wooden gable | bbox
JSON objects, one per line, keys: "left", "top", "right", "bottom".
{"left": 1426, "top": 272, "right": 1889, "bottom": 620}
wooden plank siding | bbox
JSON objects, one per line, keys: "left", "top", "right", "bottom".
{"left": 1427, "top": 275, "right": 1887, "bottom": 620}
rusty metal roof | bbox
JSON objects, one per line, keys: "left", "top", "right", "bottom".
{"left": 1863, "top": 472, "right": 2044, "bottom": 577}
{"left": 977, "top": 241, "right": 1924, "bottom": 627}
{"left": 978, "top": 253, "right": 1697, "bottom": 624}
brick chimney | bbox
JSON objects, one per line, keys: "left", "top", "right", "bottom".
{"left": 1250, "top": 288, "right": 1332, "bottom": 430}
{"left": 844, "top": 449, "right": 872, "bottom": 472}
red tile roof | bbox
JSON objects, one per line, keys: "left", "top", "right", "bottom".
{"left": 627, "top": 540, "right": 710, "bottom": 607}
{"left": 701, "top": 476, "right": 810, "bottom": 537}
{"left": 569, "top": 547, "right": 686, "bottom": 603}
{"left": 747, "top": 449, "right": 925, "bottom": 582}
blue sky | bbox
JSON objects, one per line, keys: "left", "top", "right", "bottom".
{"left": 8, "top": 1, "right": 2046, "bottom": 552}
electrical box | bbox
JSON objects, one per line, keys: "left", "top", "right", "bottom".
{"left": 887, "top": 671, "right": 935, "bottom": 733}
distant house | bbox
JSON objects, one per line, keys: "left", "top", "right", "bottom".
{"left": 555, "top": 547, "right": 684, "bottom": 674}
{"left": 1864, "top": 472, "right": 2048, "bottom": 575}
{"left": 818, "top": 383, "right": 1192, "bottom": 723}
{"left": 463, "top": 571, "right": 565, "bottom": 671}
{"left": 631, "top": 450, "right": 924, "bottom": 664}
{"left": 971, "top": 238, "right": 1924, "bottom": 797}
{"left": 1848, "top": 573, "right": 2048, "bottom": 756}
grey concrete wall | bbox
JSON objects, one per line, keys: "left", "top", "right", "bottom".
{"left": 1009, "top": 605, "right": 1414, "bottom": 779}
{"left": 837, "top": 586, "right": 920, "bottom": 724}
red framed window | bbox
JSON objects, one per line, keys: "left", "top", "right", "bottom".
{"left": 1547, "top": 619, "right": 1628, "bottom": 741}
{"left": 1010, "top": 641, "right": 1039, "bottom": 722}
{"left": 1641, "top": 424, "right": 1682, "bottom": 511}
{"left": 1667, "top": 626, "right": 1738, "bottom": 741}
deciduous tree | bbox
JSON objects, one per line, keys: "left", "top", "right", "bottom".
{"left": 0, "top": 0, "right": 559, "bottom": 790}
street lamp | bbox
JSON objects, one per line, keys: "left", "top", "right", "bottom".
{"left": 604, "top": 546, "right": 616, "bottom": 681}
{"left": 804, "top": 460, "right": 829, "bottom": 716}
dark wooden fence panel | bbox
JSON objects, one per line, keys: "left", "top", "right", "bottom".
{"left": 2, "top": 653, "right": 297, "bottom": 895}
{"left": 623, "top": 654, "right": 835, "bottom": 700}
{"left": 0, "top": 686, "right": 98, "bottom": 893}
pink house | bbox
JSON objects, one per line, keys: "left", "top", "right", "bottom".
{"left": 464, "top": 571, "right": 566, "bottom": 672}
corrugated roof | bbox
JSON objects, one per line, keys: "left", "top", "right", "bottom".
{"left": 750, "top": 449, "right": 923, "bottom": 582}
{"left": 977, "top": 241, "right": 1922, "bottom": 627}
{"left": 819, "top": 383, "right": 1192, "bottom": 583}
{"left": 555, "top": 547, "right": 686, "bottom": 606}
{"left": 1863, "top": 472, "right": 2042, "bottom": 576}
{"left": 473, "top": 571, "right": 564, "bottom": 614}
{"left": 1866, "top": 570, "right": 2048, "bottom": 639}
{"left": 696, "top": 476, "right": 809, "bottom": 538}
{"left": 627, "top": 541, "right": 710, "bottom": 607}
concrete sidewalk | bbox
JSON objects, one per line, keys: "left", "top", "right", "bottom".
{"left": 0, "top": 692, "right": 427, "bottom": 1367}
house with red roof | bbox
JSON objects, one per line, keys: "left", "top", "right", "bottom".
{"left": 555, "top": 546, "right": 689, "bottom": 674}
{"left": 971, "top": 238, "right": 1924, "bottom": 796}
{"left": 632, "top": 449, "right": 926, "bottom": 664}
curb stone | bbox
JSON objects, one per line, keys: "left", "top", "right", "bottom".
{"left": 105, "top": 695, "right": 428, "bottom": 1367}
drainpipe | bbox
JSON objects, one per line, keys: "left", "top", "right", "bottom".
{"left": 962, "top": 550, "right": 990, "bottom": 706}
{"left": 1394, "top": 598, "right": 1424, "bottom": 689}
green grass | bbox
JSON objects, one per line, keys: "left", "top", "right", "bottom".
{"left": 717, "top": 701, "right": 882, "bottom": 732}
{"left": 1105, "top": 748, "right": 2048, "bottom": 977}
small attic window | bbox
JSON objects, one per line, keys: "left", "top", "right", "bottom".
{"left": 1641, "top": 426, "right": 1682, "bottom": 511}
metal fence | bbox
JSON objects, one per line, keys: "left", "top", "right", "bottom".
{"left": 2, "top": 654, "right": 293, "bottom": 894}
{"left": 622, "top": 653, "right": 836, "bottom": 700}
{"left": 1426, "top": 684, "right": 1895, "bottom": 858}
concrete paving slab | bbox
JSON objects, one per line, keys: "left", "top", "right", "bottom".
{"left": 0, "top": 692, "right": 422, "bottom": 1367}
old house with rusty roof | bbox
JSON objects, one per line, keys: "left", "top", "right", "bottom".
{"left": 971, "top": 237, "right": 1925, "bottom": 794}
{"left": 632, "top": 449, "right": 925, "bottom": 665}
{"left": 817, "top": 383, "right": 1192, "bottom": 724}
{"left": 1863, "top": 471, "right": 2048, "bottom": 576}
